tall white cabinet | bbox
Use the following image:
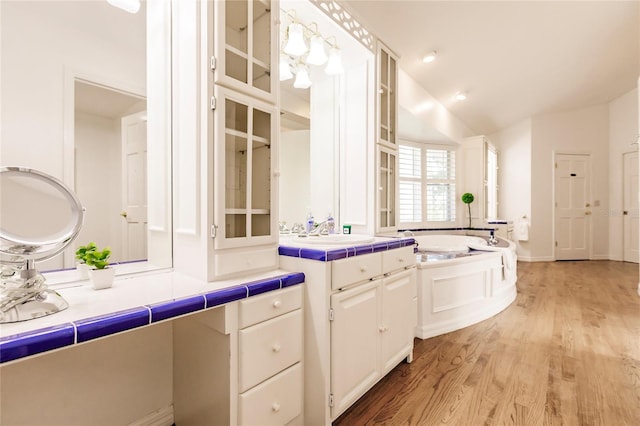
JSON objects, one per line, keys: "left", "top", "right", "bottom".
{"left": 207, "top": 0, "right": 280, "bottom": 278}
{"left": 376, "top": 43, "right": 400, "bottom": 233}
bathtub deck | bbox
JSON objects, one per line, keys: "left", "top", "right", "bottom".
{"left": 334, "top": 260, "right": 640, "bottom": 426}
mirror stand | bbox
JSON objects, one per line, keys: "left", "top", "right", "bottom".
{"left": 0, "top": 167, "right": 85, "bottom": 323}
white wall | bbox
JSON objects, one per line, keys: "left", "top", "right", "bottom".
{"left": 609, "top": 88, "right": 639, "bottom": 261}
{"left": 398, "top": 69, "right": 474, "bottom": 143}
{"left": 489, "top": 119, "right": 533, "bottom": 259}
{"left": 279, "top": 130, "right": 311, "bottom": 227}
{"left": 531, "top": 105, "right": 610, "bottom": 261}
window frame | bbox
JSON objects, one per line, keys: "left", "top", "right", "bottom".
{"left": 398, "top": 140, "right": 458, "bottom": 228}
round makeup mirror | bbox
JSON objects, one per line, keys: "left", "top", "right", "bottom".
{"left": 0, "top": 166, "right": 85, "bottom": 323}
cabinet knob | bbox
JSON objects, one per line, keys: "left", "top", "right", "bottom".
{"left": 397, "top": 258, "right": 404, "bottom": 263}
{"left": 272, "top": 300, "right": 282, "bottom": 309}
{"left": 272, "top": 402, "right": 281, "bottom": 412}
{"left": 272, "top": 343, "right": 281, "bottom": 353}
{"left": 360, "top": 266, "right": 367, "bottom": 273}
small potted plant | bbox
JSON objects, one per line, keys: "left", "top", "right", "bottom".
{"left": 461, "top": 192, "right": 474, "bottom": 228}
{"left": 85, "top": 246, "right": 114, "bottom": 290}
{"left": 75, "top": 242, "right": 97, "bottom": 280}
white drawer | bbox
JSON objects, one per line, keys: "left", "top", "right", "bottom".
{"left": 239, "top": 285, "right": 302, "bottom": 329}
{"left": 212, "top": 247, "right": 278, "bottom": 278}
{"left": 239, "top": 363, "right": 302, "bottom": 426}
{"left": 382, "top": 247, "right": 416, "bottom": 274}
{"left": 331, "top": 252, "right": 382, "bottom": 290}
{"left": 238, "top": 309, "right": 302, "bottom": 392}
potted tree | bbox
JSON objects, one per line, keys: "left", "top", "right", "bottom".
{"left": 75, "top": 242, "right": 96, "bottom": 280}
{"left": 461, "top": 192, "right": 474, "bottom": 228}
{"left": 85, "top": 246, "right": 114, "bottom": 290}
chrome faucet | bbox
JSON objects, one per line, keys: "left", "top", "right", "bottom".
{"left": 488, "top": 230, "right": 498, "bottom": 246}
{"left": 309, "top": 220, "right": 330, "bottom": 236}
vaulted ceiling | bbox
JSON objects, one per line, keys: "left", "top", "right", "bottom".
{"left": 344, "top": 0, "right": 639, "bottom": 135}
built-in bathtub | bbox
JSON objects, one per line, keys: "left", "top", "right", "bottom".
{"left": 413, "top": 234, "right": 517, "bottom": 339}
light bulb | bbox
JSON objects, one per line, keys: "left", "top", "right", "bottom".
{"left": 455, "top": 92, "right": 467, "bottom": 101}
{"left": 284, "top": 23, "right": 308, "bottom": 57}
{"left": 306, "top": 35, "right": 328, "bottom": 66}
{"left": 107, "top": 0, "right": 140, "bottom": 13}
{"left": 422, "top": 50, "right": 437, "bottom": 63}
{"left": 280, "top": 54, "right": 293, "bottom": 81}
{"left": 293, "top": 65, "right": 312, "bottom": 89}
{"left": 325, "top": 48, "right": 343, "bottom": 75}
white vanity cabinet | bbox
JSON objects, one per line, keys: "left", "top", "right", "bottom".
{"left": 279, "top": 243, "right": 416, "bottom": 425}
{"left": 330, "top": 266, "right": 416, "bottom": 417}
{"left": 174, "top": 286, "right": 303, "bottom": 426}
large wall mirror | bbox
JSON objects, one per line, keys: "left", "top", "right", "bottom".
{"left": 278, "top": 0, "right": 374, "bottom": 233}
{"left": 0, "top": 0, "right": 172, "bottom": 280}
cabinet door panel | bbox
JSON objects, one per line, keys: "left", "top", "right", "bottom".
{"left": 331, "top": 281, "right": 381, "bottom": 418}
{"left": 381, "top": 268, "right": 416, "bottom": 372}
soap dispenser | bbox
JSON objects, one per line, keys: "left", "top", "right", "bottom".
{"left": 306, "top": 212, "right": 315, "bottom": 234}
{"left": 327, "top": 213, "right": 335, "bottom": 234}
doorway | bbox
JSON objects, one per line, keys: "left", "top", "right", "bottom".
{"left": 554, "top": 153, "right": 591, "bottom": 260}
{"left": 623, "top": 151, "right": 639, "bottom": 263}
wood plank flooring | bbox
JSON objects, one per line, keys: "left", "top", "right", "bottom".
{"left": 333, "top": 261, "right": 640, "bottom": 426}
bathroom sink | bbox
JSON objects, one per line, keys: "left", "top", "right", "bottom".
{"left": 286, "top": 234, "right": 375, "bottom": 245}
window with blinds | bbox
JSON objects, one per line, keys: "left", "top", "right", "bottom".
{"left": 398, "top": 143, "right": 456, "bottom": 225}
{"left": 426, "top": 149, "right": 456, "bottom": 222}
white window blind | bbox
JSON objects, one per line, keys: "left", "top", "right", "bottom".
{"left": 426, "top": 149, "right": 456, "bottom": 222}
{"left": 399, "top": 145, "right": 422, "bottom": 222}
{"left": 398, "top": 143, "right": 456, "bottom": 225}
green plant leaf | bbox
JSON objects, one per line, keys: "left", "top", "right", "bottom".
{"left": 461, "top": 193, "right": 475, "bottom": 204}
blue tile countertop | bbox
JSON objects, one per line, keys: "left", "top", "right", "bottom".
{"left": 278, "top": 236, "right": 416, "bottom": 261}
{"left": 0, "top": 270, "right": 304, "bottom": 365}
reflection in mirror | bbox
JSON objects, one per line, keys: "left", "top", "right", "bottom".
{"left": 0, "top": 0, "right": 172, "bottom": 279}
{"left": 278, "top": 0, "right": 372, "bottom": 233}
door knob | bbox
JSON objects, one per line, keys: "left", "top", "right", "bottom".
{"left": 120, "top": 211, "right": 128, "bottom": 218}
{"left": 623, "top": 211, "right": 629, "bottom": 215}
{"left": 585, "top": 211, "right": 591, "bottom": 216}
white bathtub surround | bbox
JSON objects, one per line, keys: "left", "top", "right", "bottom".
{"left": 413, "top": 235, "right": 518, "bottom": 340}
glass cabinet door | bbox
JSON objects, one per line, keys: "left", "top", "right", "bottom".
{"left": 378, "top": 45, "right": 397, "bottom": 147}
{"left": 214, "top": 0, "right": 277, "bottom": 103}
{"left": 215, "top": 88, "right": 276, "bottom": 248}
{"left": 378, "top": 147, "right": 397, "bottom": 230}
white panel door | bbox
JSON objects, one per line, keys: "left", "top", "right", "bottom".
{"left": 623, "top": 151, "right": 639, "bottom": 263}
{"left": 121, "top": 111, "right": 148, "bottom": 262}
{"left": 555, "top": 154, "right": 591, "bottom": 260}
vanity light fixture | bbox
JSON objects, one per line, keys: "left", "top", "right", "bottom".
{"left": 325, "top": 47, "right": 344, "bottom": 75}
{"left": 280, "top": 9, "right": 344, "bottom": 87}
{"left": 422, "top": 50, "right": 437, "bottom": 63}
{"left": 284, "top": 23, "right": 308, "bottom": 57}
{"left": 455, "top": 91, "right": 467, "bottom": 101}
{"left": 106, "top": 0, "right": 140, "bottom": 14}
{"left": 293, "top": 64, "right": 312, "bottom": 89}
{"left": 306, "top": 35, "right": 329, "bottom": 65}
{"left": 280, "top": 54, "right": 294, "bottom": 81}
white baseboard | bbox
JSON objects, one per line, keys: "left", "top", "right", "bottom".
{"left": 516, "top": 256, "right": 554, "bottom": 262}
{"left": 128, "top": 406, "right": 174, "bottom": 426}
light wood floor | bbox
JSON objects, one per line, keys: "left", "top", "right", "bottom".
{"left": 333, "top": 261, "right": 640, "bottom": 426}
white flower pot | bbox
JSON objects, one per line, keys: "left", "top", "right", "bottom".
{"left": 88, "top": 267, "right": 115, "bottom": 290}
{"left": 76, "top": 262, "right": 90, "bottom": 280}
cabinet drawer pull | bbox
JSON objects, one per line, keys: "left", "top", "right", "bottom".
{"left": 398, "top": 258, "right": 404, "bottom": 263}
{"left": 272, "top": 343, "right": 281, "bottom": 353}
{"left": 272, "top": 300, "right": 282, "bottom": 309}
{"left": 359, "top": 266, "right": 367, "bottom": 272}
{"left": 272, "top": 402, "right": 281, "bottom": 412}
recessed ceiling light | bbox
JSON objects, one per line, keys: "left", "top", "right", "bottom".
{"left": 455, "top": 92, "right": 467, "bottom": 101}
{"left": 422, "top": 50, "right": 437, "bottom": 63}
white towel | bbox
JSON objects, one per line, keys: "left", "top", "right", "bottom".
{"left": 517, "top": 218, "right": 529, "bottom": 241}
